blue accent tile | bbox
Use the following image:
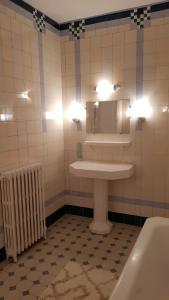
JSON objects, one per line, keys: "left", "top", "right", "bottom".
{"left": 42, "top": 270, "right": 49, "bottom": 275}
{"left": 8, "top": 272, "right": 15, "bottom": 277}
{"left": 22, "top": 290, "right": 30, "bottom": 296}
{"left": 9, "top": 286, "right": 16, "bottom": 291}
{"left": 20, "top": 276, "right": 27, "bottom": 281}
{"left": 33, "top": 280, "right": 40, "bottom": 285}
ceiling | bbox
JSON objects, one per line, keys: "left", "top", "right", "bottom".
{"left": 24, "top": 0, "right": 162, "bottom": 23}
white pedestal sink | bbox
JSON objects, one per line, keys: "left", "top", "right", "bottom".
{"left": 69, "top": 161, "right": 134, "bottom": 235}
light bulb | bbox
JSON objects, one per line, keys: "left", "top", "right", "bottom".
{"left": 67, "top": 101, "right": 86, "bottom": 122}
{"left": 130, "top": 97, "right": 152, "bottom": 119}
{"left": 96, "top": 80, "right": 114, "bottom": 101}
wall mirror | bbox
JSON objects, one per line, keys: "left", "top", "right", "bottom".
{"left": 86, "top": 99, "right": 130, "bottom": 134}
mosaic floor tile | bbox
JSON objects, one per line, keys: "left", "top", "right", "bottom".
{"left": 0, "top": 214, "right": 140, "bottom": 299}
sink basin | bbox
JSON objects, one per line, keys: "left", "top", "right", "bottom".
{"left": 70, "top": 161, "right": 134, "bottom": 180}
{"left": 69, "top": 161, "right": 134, "bottom": 235}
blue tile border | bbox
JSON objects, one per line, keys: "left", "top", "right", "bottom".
{"left": 65, "top": 190, "right": 92, "bottom": 198}
{"left": 65, "top": 189, "right": 169, "bottom": 210}
{"left": 38, "top": 32, "right": 47, "bottom": 132}
{"left": 45, "top": 191, "right": 66, "bottom": 207}
{"left": 111, "top": 195, "right": 169, "bottom": 210}
{"left": 0, "top": 203, "right": 145, "bottom": 261}
{"left": 0, "top": 189, "right": 168, "bottom": 257}
{"left": 65, "top": 205, "right": 146, "bottom": 227}
{"left": 45, "top": 189, "right": 169, "bottom": 211}
{"left": 75, "top": 40, "right": 82, "bottom": 102}
{"left": 6, "top": 0, "right": 169, "bottom": 32}
{"left": 136, "top": 29, "right": 144, "bottom": 99}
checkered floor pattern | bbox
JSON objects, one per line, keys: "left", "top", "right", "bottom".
{"left": 0, "top": 215, "right": 140, "bottom": 299}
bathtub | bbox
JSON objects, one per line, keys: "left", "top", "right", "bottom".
{"left": 109, "top": 217, "right": 169, "bottom": 300}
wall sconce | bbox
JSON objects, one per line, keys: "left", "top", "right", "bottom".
{"left": 45, "top": 111, "right": 57, "bottom": 120}
{"left": 95, "top": 80, "right": 121, "bottom": 101}
{"left": 0, "top": 113, "right": 13, "bottom": 121}
{"left": 44, "top": 103, "right": 63, "bottom": 125}
{"left": 17, "top": 91, "right": 30, "bottom": 101}
{"left": 67, "top": 101, "right": 86, "bottom": 129}
{"left": 162, "top": 105, "right": 169, "bottom": 113}
{"left": 114, "top": 84, "right": 121, "bottom": 92}
{"left": 129, "top": 97, "right": 152, "bottom": 130}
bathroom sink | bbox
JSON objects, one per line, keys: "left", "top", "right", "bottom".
{"left": 70, "top": 161, "right": 134, "bottom": 180}
{"left": 69, "top": 161, "right": 134, "bottom": 235}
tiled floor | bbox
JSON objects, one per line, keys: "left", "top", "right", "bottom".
{"left": 0, "top": 215, "right": 141, "bottom": 300}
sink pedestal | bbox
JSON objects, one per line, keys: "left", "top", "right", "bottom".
{"left": 70, "top": 161, "right": 134, "bottom": 235}
{"left": 89, "top": 179, "right": 112, "bottom": 235}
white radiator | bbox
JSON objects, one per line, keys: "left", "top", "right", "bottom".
{"left": 0, "top": 164, "right": 46, "bottom": 262}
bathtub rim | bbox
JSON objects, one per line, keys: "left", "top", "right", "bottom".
{"left": 109, "top": 216, "right": 169, "bottom": 300}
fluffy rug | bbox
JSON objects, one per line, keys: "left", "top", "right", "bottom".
{"left": 39, "top": 261, "right": 117, "bottom": 300}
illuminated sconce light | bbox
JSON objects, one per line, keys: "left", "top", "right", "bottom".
{"left": 94, "top": 101, "right": 99, "bottom": 108}
{"left": 17, "top": 91, "right": 30, "bottom": 101}
{"left": 45, "top": 103, "right": 63, "bottom": 125}
{"left": 67, "top": 101, "right": 86, "bottom": 129}
{"left": 126, "top": 106, "right": 131, "bottom": 118}
{"left": 162, "top": 105, "right": 169, "bottom": 113}
{"left": 0, "top": 113, "right": 13, "bottom": 122}
{"left": 45, "top": 111, "right": 57, "bottom": 120}
{"left": 95, "top": 80, "right": 121, "bottom": 101}
{"left": 129, "top": 97, "right": 152, "bottom": 129}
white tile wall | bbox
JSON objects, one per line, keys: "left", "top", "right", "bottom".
{"left": 0, "top": 2, "right": 65, "bottom": 247}
{"left": 1, "top": 0, "right": 169, "bottom": 249}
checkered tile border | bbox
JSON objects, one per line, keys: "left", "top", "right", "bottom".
{"left": 130, "top": 6, "right": 151, "bottom": 29}
{"left": 69, "top": 20, "right": 85, "bottom": 39}
{"left": 33, "top": 9, "right": 46, "bottom": 33}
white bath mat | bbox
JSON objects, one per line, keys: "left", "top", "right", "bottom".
{"left": 38, "top": 261, "right": 117, "bottom": 300}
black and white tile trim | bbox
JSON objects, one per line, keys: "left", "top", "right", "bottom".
{"left": 8, "top": 0, "right": 169, "bottom": 31}
{"left": 33, "top": 9, "right": 46, "bottom": 33}
{"left": 60, "top": 1, "right": 169, "bottom": 30}
{"left": 69, "top": 20, "right": 85, "bottom": 39}
{"left": 130, "top": 6, "right": 151, "bottom": 29}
